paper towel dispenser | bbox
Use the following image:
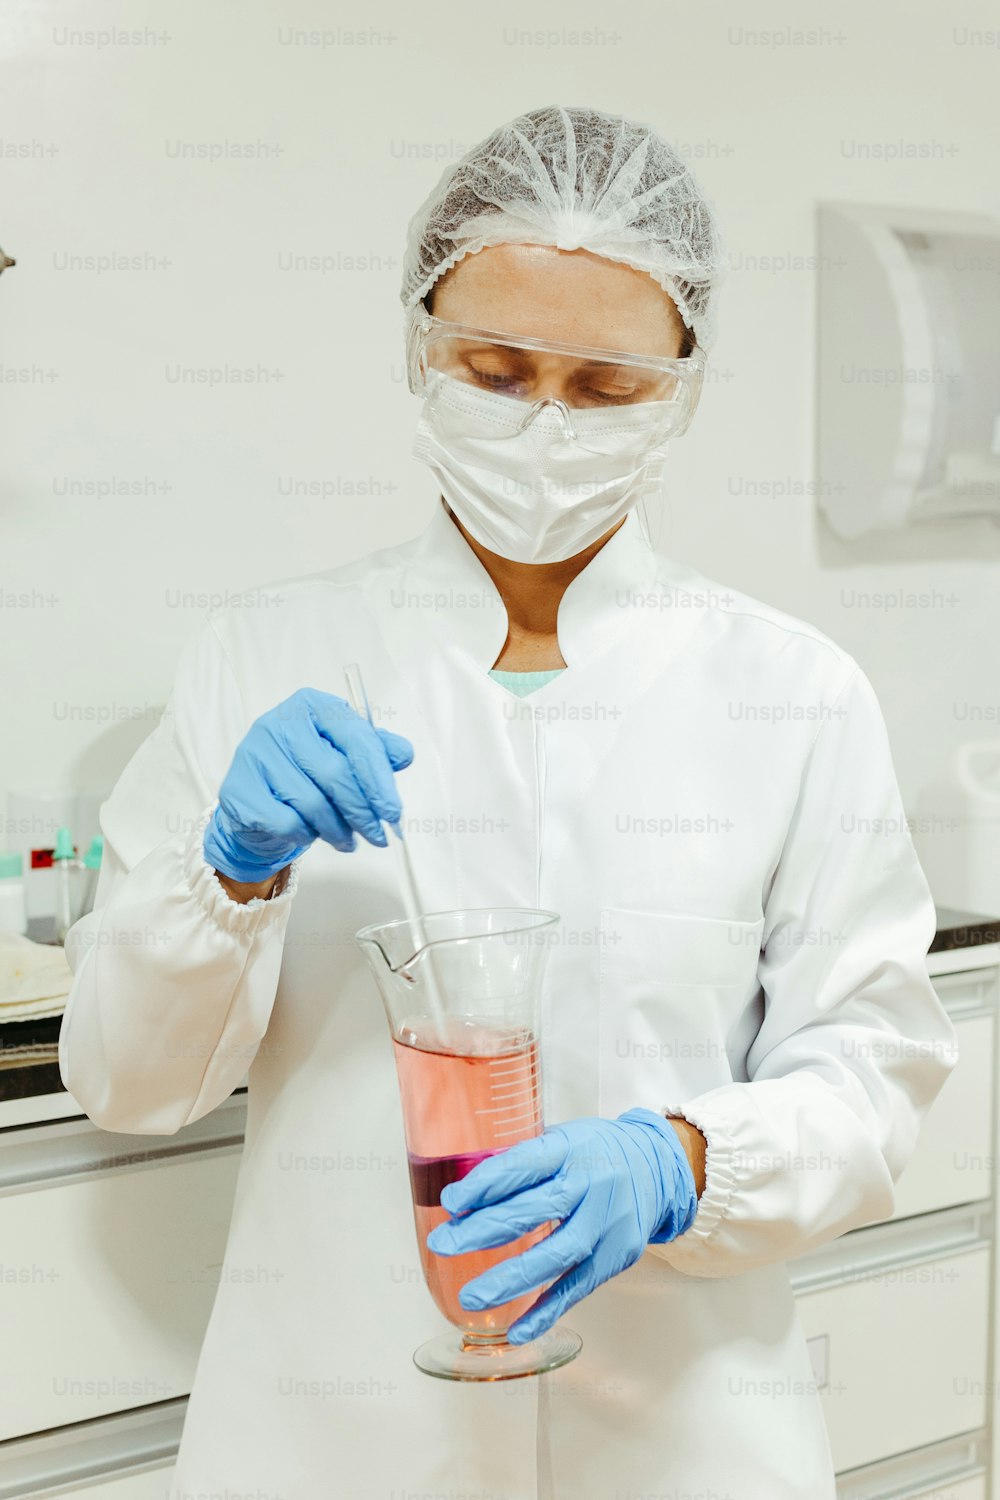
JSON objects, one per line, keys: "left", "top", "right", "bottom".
{"left": 817, "top": 202, "right": 1000, "bottom": 539}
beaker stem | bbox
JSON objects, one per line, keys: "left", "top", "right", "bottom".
{"left": 460, "top": 1331, "right": 513, "bottom": 1353}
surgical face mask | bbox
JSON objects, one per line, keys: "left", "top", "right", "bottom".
{"left": 412, "top": 369, "right": 672, "bottom": 565}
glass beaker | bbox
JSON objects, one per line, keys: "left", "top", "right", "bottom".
{"left": 356, "top": 907, "right": 582, "bottom": 1381}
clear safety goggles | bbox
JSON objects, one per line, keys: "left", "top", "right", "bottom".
{"left": 405, "top": 304, "right": 706, "bottom": 450}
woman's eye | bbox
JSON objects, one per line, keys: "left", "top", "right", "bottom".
{"left": 466, "top": 365, "right": 526, "bottom": 393}
{"left": 575, "top": 369, "right": 657, "bottom": 404}
{"left": 579, "top": 376, "right": 677, "bottom": 406}
{"left": 584, "top": 388, "right": 641, "bottom": 405}
{"left": 475, "top": 370, "right": 519, "bottom": 388}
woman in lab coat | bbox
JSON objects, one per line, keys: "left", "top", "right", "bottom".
{"left": 59, "top": 105, "right": 957, "bottom": 1500}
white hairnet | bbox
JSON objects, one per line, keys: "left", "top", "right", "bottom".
{"left": 399, "top": 104, "right": 728, "bottom": 352}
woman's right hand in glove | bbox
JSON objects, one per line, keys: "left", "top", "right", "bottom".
{"left": 202, "top": 687, "right": 414, "bottom": 887}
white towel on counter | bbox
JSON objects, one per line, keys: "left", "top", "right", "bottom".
{"left": 0, "top": 930, "right": 72, "bottom": 1020}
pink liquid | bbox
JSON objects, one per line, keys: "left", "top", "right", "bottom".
{"left": 392, "top": 1019, "right": 552, "bottom": 1334}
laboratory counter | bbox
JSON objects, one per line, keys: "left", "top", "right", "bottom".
{"left": 0, "top": 904, "right": 996, "bottom": 1108}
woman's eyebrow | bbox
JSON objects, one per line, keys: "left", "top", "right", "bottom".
{"left": 462, "top": 339, "right": 534, "bottom": 355}
{"left": 463, "top": 342, "right": 632, "bottom": 368}
{"left": 575, "top": 358, "right": 635, "bottom": 369}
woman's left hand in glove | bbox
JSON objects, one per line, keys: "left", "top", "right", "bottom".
{"left": 425, "top": 1108, "right": 700, "bottom": 1344}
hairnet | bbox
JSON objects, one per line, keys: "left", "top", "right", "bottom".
{"left": 399, "top": 104, "right": 728, "bottom": 352}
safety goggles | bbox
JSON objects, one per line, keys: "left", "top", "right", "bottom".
{"left": 405, "top": 304, "right": 705, "bottom": 446}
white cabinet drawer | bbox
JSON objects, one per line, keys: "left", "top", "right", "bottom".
{"left": 891, "top": 1010, "right": 993, "bottom": 1220}
{"left": 840, "top": 1477, "right": 985, "bottom": 1500}
{"left": 909, "top": 1481, "right": 984, "bottom": 1500}
{"left": 833, "top": 1429, "right": 988, "bottom": 1500}
{"left": 0, "top": 1101, "right": 244, "bottom": 1441}
{"left": 0, "top": 1397, "right": 184, "bottom": 1498}
{"left": 43, "top": 1470, "right": 173, "bottom": 1499}
{"left": 930, "top": 965, "right": 998, "bottom": 1013}
{"left": 794, "top": 1212, "right": 989, "bottom": 1474}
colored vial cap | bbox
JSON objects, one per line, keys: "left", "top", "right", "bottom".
{"left": 0, "top": 851, "right": 23, "bottom": 878}
{"left": 83, "top": 835, "right": 104, "bottom": 870}
{"left": 53, "top": 827, "right": 76, "bottom": 861}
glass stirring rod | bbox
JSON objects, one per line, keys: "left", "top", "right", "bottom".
{"left": 343, "top": 663, "right": 405, "bottom": 843}
{"left": 342, "top": 665, "right": 448, "bottom": 1020}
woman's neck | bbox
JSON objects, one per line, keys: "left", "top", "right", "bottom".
{"left": 443, "top": 503, "right": 625, "bottom": 670}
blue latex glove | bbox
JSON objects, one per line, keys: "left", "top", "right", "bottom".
{"left": 203, "top": 687, "right": 414, "bottom": 882}
{"left": 425, "top": 1108, "right": 699, "bottom": 1344}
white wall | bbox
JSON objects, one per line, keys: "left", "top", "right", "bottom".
{"left": 2, "top": 0, "right": 999, "bottom": 905}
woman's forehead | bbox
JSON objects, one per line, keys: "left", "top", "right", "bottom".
{"left": 430, "top": 244, "right": 684, "bottom": 357}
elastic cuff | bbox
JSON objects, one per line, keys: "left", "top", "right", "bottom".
{"left": 185, "top": 805, "right": 300, "bottom": 934}
{"left": 654, "top": 1099, "right": 739, "bottom": 1251}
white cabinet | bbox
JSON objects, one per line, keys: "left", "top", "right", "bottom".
{"left": 793, "top": 1208, "right": 990, "bottom": 1473}
{"left": 790, "top": 943, "right": 1000, "bottom": 1500}
{"left": 0, "top": 1145, "right": 242, "bottom": 1439}
{"left": 890, "top": 1007, "right": 993, "bottom": 1220}
{"left": 0, "top": 1099, "right": 244, "bottom": 1455}
{"left": 803, "top": 1245, "right": 988, "bottom": 1473}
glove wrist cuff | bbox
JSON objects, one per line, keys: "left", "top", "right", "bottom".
{"left": 617, "top": 1107, "right": 699, "bottom": 1244}
{"left": 202, "top": 804, "right": 306, "bottom": 884}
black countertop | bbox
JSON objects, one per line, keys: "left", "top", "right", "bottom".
{"left": 1, "top": 905, "right": 998, "bottom": 1111}
{"left": 929, "top": 906, "right": 1000, "bottom": 954}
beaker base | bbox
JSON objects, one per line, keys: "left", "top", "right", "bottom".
{"left": 413, "top": 1326, "right": 582, "bottom": 1382}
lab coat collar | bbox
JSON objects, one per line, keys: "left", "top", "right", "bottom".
{"left": 403, "top": 498, "right": 662, "bottom": 670}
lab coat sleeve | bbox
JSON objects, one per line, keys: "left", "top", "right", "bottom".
{"left": 58, "top": 618, "right": 299, "bottom": 1136}
{"left": 651, "top": 662, "right": 959, "bottom": 1277}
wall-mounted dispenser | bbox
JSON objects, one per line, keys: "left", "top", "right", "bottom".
{"left": 817, "top": 202, "right": 1000, "bottom": 540}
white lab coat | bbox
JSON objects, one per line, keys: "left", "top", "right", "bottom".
{"left": 59, "top": 499, "right": 958, "bottom": 1500}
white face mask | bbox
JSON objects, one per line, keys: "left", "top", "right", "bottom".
{"left": 412, "top": 370, "right": 669, "bottom": 564}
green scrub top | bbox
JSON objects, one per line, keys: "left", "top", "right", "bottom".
{"left": 487, "top": 668, "right": 565, "bottom": 697}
